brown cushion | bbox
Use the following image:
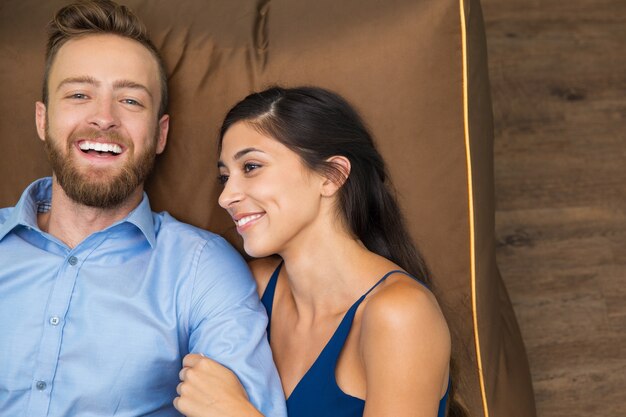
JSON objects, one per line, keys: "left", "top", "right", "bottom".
{"left": 0, "top": 1, "right": 535, "bottom": 415}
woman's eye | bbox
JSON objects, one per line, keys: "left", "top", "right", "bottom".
{"left": 243, "top": 162, "right": 261, "bottom": 173}
{"left": 217, "top": 174, "right": 229, "bottom": 185}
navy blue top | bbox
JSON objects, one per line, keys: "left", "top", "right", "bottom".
{"left": 261, "top": 262, "right": 449, "bottom": 417}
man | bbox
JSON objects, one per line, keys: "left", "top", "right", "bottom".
{"left": 0, "top": 1, "right": 286, "bottom": 416}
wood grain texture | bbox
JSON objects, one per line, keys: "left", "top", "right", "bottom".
{"left": 482, "top": 0, "right": 626, "bottom": 415}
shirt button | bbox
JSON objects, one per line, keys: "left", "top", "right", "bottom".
{"left": 68, "top": 256, "right": 78, "bottom": 266}
{"left": 49, "top": 316, "right": 60, "bottom": 326}
{"left": 36, "top": 381, "right": 47, "bottom": 391}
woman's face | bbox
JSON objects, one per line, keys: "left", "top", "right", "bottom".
{"left": 218, "top": 121, "right": 327, "bottom": 258}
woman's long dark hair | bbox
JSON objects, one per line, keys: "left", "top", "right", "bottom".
{"left": 219, "top": 86, "right": 430, "bottom": 284}
{"left": 219, "top": 86, "right": 468, "bottom": 417}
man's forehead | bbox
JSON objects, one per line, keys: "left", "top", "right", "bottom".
{"left": 50, "top": 34, "right": 161, "bottom": 87}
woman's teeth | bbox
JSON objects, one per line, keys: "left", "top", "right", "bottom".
{"left": 236, "top": 214, "right": 263, "bottom": 227}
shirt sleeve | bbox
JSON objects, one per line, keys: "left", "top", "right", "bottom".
{"left": 187, "top": 236, "right": 287, "bottom": 417}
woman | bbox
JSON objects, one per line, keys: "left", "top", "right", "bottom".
{"left": 174, "top": 87, "right": 464, "bottom": 417}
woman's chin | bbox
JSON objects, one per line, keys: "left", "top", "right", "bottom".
{"left": 243, "top": 241, "right": 273, "bottom": 259}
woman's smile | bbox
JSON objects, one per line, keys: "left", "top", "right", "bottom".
{"left": 233, "top": 212, "right": 265, "bottom": 233}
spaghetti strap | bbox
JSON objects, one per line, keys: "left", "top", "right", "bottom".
{"left": 260, "top": 260, "right": 283, "bottom": 341}
{"left": 258, "top": 267, "right": 448, "bottom": 417}
{"left": 360, "top": 269, "right": 405, "bottom": 299}
{"left": 283, "top": 268, "right": 430, "bottom": 417}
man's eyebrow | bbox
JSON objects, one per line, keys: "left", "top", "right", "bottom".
{"left": 113, "top": 80, "right": 153, "bottom": 99}
{"left": 217, "top": 147, "right": 265, "bottom": 168}
{"left": 56, "top": 76, "right": 99, "bottom": 91}
{"left": 56, "top": 77, "right": 153, "bottom": 99}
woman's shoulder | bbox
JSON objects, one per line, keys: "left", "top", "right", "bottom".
{"left": 360, "top": 270, "right": 450, "bottom": 352}
{"left": 358, "top": 270, "right": 451, "bottom": 400}
{"left": 348, "top": 259, "right": 452, "bottom": 407}
{"left": 247, "top": 255, "right": 283, "bottom": 297}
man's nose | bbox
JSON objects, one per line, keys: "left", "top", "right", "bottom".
{"left": 88, "top": 97, "right": 119, "bottom": 130}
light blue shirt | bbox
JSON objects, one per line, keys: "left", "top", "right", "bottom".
{"left": 0, "top": 178, "right": 286, "bottom": 417}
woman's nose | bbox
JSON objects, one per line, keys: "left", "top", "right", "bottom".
{"left": 218, "top": 177, "right": 243, "bottom": 209}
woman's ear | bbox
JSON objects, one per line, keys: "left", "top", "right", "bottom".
{"left": 321, "top": 156, "right": 351, "bottom": 197}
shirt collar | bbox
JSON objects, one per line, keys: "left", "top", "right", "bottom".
{"left": 0, "top": 177, "right": 156, "bottom": 247}
{"left": 124, "top": 192, "right": 157, "bottom": 248}
{"left": 0, "top": 177, "right": 52, "bottom": 241}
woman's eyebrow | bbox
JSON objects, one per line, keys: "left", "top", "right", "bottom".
{"left": 217, "top": 147, "right": 265, "bottom": 168}
{"left": 233, "top": 147, "right": 265, "bottom": 160}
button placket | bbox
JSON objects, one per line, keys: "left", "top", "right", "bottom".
{"left": 28, "top": 251, "right": 84, "bottom": 415}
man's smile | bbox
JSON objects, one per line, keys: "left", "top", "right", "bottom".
{"left": 74, "top": 139, "right": 126, "bottom": 159}
{"left": 78, "top": 140, "right": 123, "bottom": 155}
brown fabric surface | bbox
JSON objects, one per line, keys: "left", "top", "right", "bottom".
{"left": 0, "top": 1, "right": 535, "bottom": 416}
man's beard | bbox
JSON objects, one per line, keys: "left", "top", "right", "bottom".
{"left": 43, "top": 127, "right": 158, "bottom": 209}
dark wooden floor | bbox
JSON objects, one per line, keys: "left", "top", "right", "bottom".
{"left": 481, "top": 0, "right": 626, "bottom": 415}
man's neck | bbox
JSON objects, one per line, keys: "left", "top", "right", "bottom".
{"left": 38, "top": 180, "right": 144, "bottom": 248}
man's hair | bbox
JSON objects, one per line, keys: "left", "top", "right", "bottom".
{"left": 43, "top": 0, "right": 168, "bottom": 117}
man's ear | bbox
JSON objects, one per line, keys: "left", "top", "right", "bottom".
{"left": 321, "top": 155, "right": 351, "bottom": 197}
{"left": 155, "top": 114, "right": 169, "bottom": 154}
{"left": 35, "top": 102, "right": 47, "bottom": 141}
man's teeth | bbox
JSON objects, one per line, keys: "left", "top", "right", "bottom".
{"left": 236, "top": 214, "right": 263, "bottom": 227}
{"left": 78, "top": 141, "right": 122, "bottom": 154}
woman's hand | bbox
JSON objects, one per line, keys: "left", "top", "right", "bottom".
{"left": 174, "top": 353, "right": 264, "bottom": 417}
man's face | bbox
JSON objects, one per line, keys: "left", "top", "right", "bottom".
{"left": 36, "top": 34, "right": 169, "bottom": 209}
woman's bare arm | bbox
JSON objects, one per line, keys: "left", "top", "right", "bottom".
{"left": 361, "top": 279, "right": 451, "bottom": 417}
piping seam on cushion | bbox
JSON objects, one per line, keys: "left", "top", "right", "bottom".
{"left": 459, "top": 0, "right": 489, "bottom": 416}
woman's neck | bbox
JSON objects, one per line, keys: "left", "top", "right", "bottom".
{"left": 278, "top": 229, "right": 388, "bottom": 320}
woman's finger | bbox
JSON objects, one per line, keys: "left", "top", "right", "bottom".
{"left": 182, "top": 352, "right": 206, "bottom": 368}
